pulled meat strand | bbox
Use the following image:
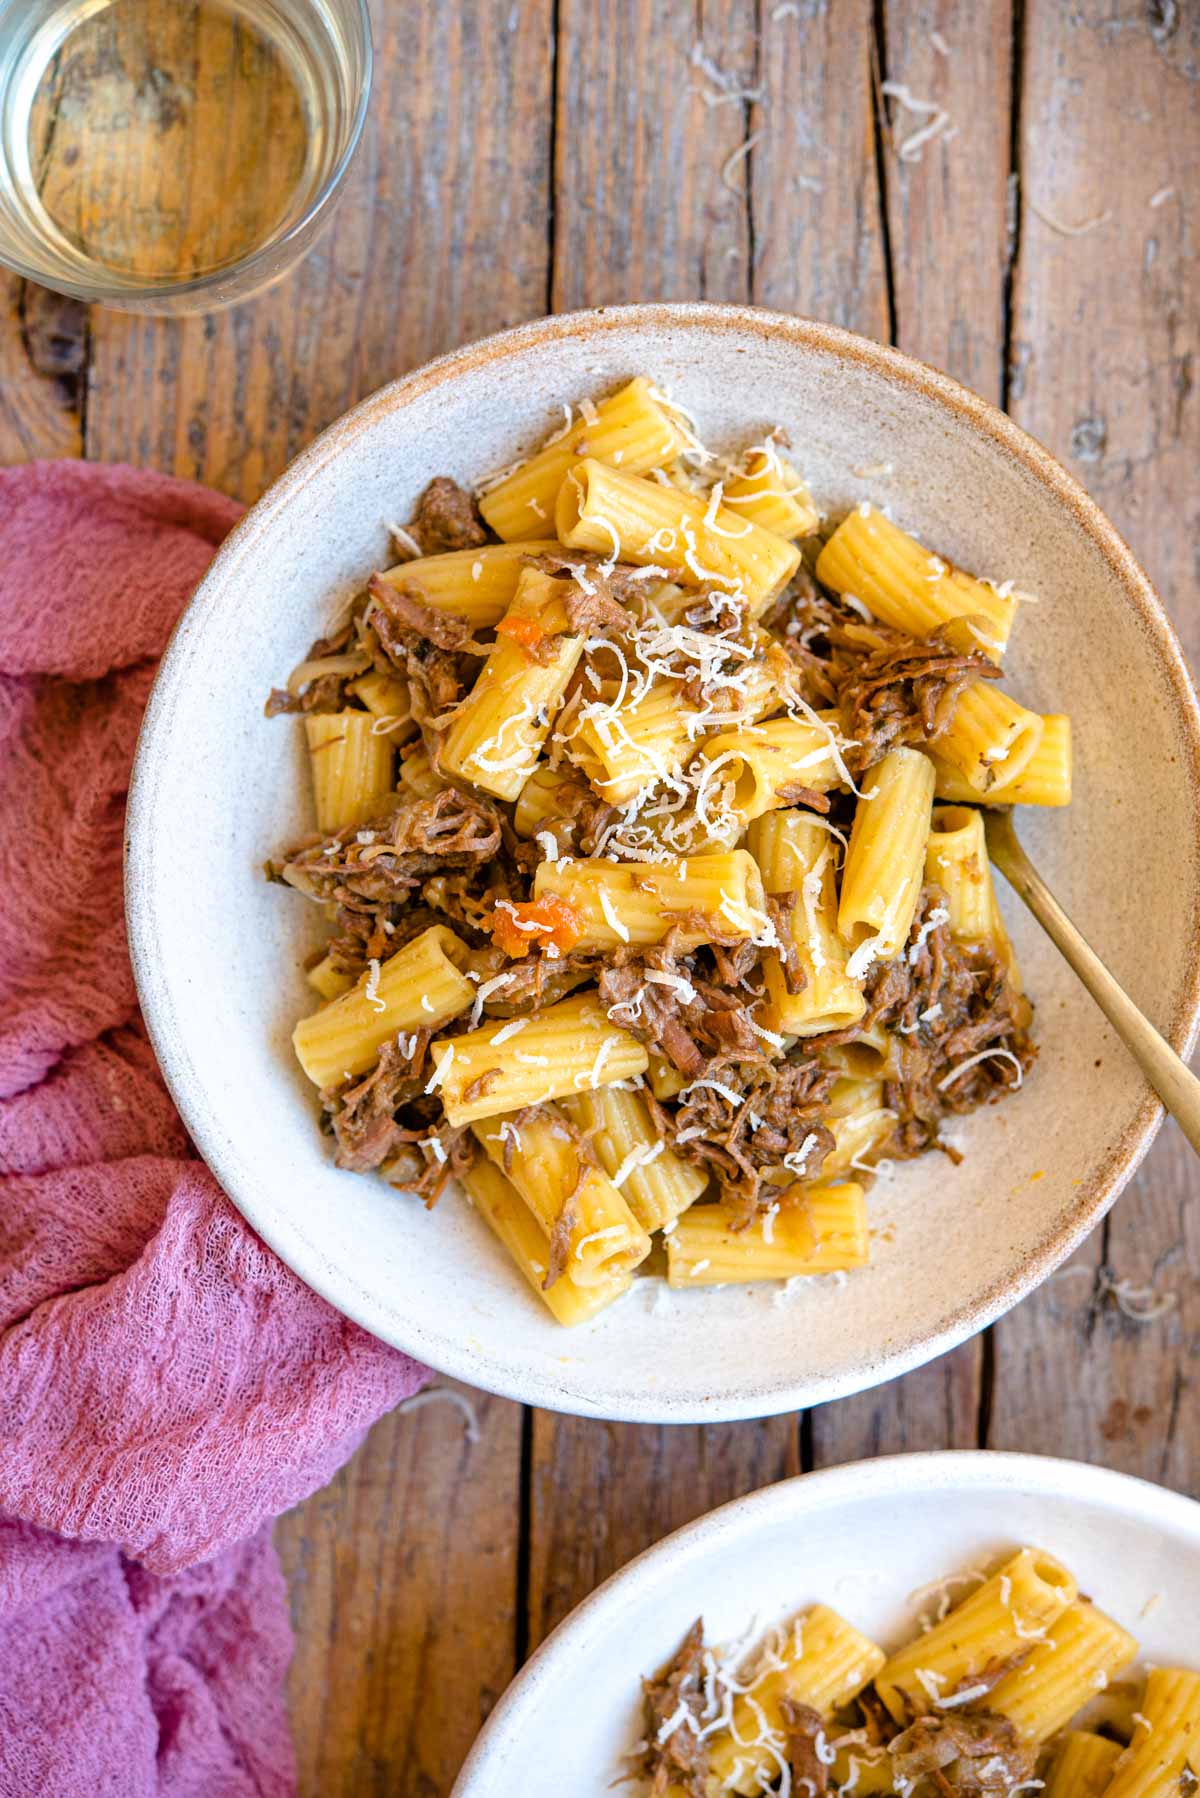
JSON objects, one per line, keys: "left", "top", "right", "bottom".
{"left": 771, "top": 575, "right": 999, "bottom": 773}
{"left": 862, "top": 886, "right": 1037, "bottom": 1160}
{"left": 780, "top": 1698, "right": 829, "bottom": 1796}
{"left": 638, "top": 1620, "right": 709, "bottom": 1798}
{"left": 888, "top": 1709, "right": 1035, "bottom": 1794}
{"left": 544, "top": 1131, "right": 596, "bottom": 1289}
{"left": 280, "top": 788, "right": 505, "bottom": 907}
{"left": 408, "top": 476, "right": 489, "bottom": 554}
{"left": 836, "top": 621, "right": 999, "bottom": 770}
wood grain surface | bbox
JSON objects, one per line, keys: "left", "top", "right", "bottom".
{"left": 2, "top": 2, "right": 1196, "bottom": 1792}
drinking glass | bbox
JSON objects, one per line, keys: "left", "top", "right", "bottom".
{"left": 0, "top": 0, "right": 371, "bottom": 312}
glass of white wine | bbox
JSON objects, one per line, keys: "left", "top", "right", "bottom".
{"left": 0, "top": 0, "right": 371, "bottom": 312}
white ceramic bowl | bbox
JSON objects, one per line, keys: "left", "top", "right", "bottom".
{"left": 126, "top": 304, "right": 1200, "bottom": 1422}
{"left": 450, "top": 1450, "right": 1200, "bottom": 1797}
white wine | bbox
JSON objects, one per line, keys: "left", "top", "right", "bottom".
{"left": 0, "top": 0, "right": 367, "bottom": 303}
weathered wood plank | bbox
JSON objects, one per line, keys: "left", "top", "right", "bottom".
{"left": 0, "top": 277, "right": 85, "bottom": 464}
{"left": 526, "top": 1415, "right": 801, "bottom": 1648}
{"left": 751, "top": 0, "right": 890, "bottom": 336}
{"left": 275, "top": 1383, "right": 522, "bottom": 1798}
{"left": 551, "top": 0, "right": 758, "bottom": 309}
{"left": 875, "top": 0, "right": 1015, "bottom": 397}
{"left": 86, "top": 0, "right": 555, "bottom": 499}
{"left": 989, "top": 0, "right": 1200, "bottom": 1486}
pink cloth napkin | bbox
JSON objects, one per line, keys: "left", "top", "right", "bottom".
{"left": 0, "top": 463, "right": 428, "bottom": 1796}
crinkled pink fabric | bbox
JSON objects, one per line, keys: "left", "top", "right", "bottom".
{"left": 0, "top": 463, "right": 428, "bottom": 1796}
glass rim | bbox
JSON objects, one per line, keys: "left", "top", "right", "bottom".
{"left": 0, "top": 0, "right": 374, "bottom": 305}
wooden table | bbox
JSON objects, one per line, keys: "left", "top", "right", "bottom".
{"left": 3, "top": 3, "right": 1197, "bottom": 1791}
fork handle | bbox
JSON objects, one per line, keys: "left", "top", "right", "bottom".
{"left": 992, "top": 838, "right": 1200, "bottom": 1157}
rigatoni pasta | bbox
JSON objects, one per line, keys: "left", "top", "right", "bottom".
{"left": 268, "top": 375, "right": 1061, "bottom": 1324}
{"left": 304, "top": 710, "right": 394, "bottom": 833}
{"left": 632, "top": 1550, "right": 1170, "bottom": 1798}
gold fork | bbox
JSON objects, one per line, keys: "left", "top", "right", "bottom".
{"left": 983, "top": 809, "right": 1200, "bottom": 1156}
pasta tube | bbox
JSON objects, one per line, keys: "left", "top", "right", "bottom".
{"left": 987, "top": 1598, "right": 1137, "bottom": 1741}
{"left": 461, "top": 1159, "right": 633, "bottom": 1326}
{"left": 647, "top": 1050, "right": 688, "bottom": 1100}
{"left": 532, "top": 850, "right": 769, "bottom": 951}
{"left": 932, "top": 682, "right": 1045, "bottom": 795}
{"left": 822, "top": 1078, "right": 896, "bottom": 1176}
{"left": 374, "top": 540, "right": 560, "bottom": 627}
{"left": 572, "top": 679, "right": 700, "bottom": 803}
{"left": 924, "top": 803, "right": 995, "bottom": 944}
{"left": 1103, "top": 1668, "right": 1200, "bottom": 1798}
{"left": 929, "top": 712, "right": 1072, "bottom": 807}
{"left": 874, "top": 1547, "right": 1078, "bottom": 1722}
{"left": 304, "top": 711, "right": 394, "bottom": 833}
{"left": 293, "top": 925, "right": 475, "bottom": 1088}
{"left": 478, "top": 377, "right": 684, "bottom": 540}
{"left": 396, "top": 744, "right": 445, "bottom": 798}
{"left": 347, "top": 670, "right": 417, "bottom": 743}
{"left": 439, "top": 569, "right": 584, "bottom": 800}
{"left": 816, "top": 503, "right": 1017, "bottom": 661}
{"left": 430, "top": 993, "right": 649, "bottom": 1128}
{"left": 665, "top": 1186, "right": 868, "bottom": 1286}
{"left": 513, "top": 762, "right": 581, "bottom": 839}
{"left": 838, "top": 747, "right": 935, "bottom": 965}
{"left": 722, "top": 448, "right": 819, "bottom": 540}
{"left": 562, "top": 1087, "right": 708, "bottom": 1232}
{"left": 749, "top": 810, "right": 867, "bottom": 1037}
{"left": 306, "top": 952, "right": 353, "bottom": 1002}
{"left": 1042, "top": 1731, "right": 1123, "bottom": 1798}
{"left": 556, "top": 458, "right": 801, "bottom": 613}
{"left": 706, "top": 1604, "right": 886, "bottom": 1795}
{"left": 472, "top": 1105, "right": 650, "bottom": 1287}
{"left": 696, "top": 714, "right": 845, "bottom": 827}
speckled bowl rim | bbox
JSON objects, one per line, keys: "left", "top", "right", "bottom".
{"left": 126, "top": 303, "right": 1200, "bottom": 1422}
{"left": 448, "top": 1450, "right": 1200, "bottom": 1795}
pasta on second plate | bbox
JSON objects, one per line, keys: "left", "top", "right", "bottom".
{"left": 635, "top": 1549, "right": 1189, "bottom": 1797}
{"left": 265, "top": 376, "right": 1070, "bottom": 1324}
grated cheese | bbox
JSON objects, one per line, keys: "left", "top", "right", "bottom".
{"left": 386, "top": 520, "right": 422, "bottom": 560}
{"left": 937, "top": 1047, "right": 1024, "bottom": 1091}
{"left": 395, "top": 1386, "right": 481, "bottom": 1443}
{"left": 880, "top": 80, "right": 955, "bottom": 163}
{"left": 364, "top": 958, "right": 385, "bottom": 1013}
{"left": 491, "top": 1018, "right": 528, "bottom": 1045}
{"left": 845, "top": 934, "right": 883, "bottom": 981}
{"left": 908, "top": 905, "right": 950, "bottom": 963}
{"left": 599, "top": 887, "right": 631, "bottom": 943}
{"left": 1028, "top": 198, "right": 1112, "bottom": 237}
{"left": 610, "top": 1141, "right": 666, "bottom": 1188}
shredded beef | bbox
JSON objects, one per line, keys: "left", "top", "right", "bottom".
{"left": 264, "top": 672, "right": 349, "bottom": 716}
{"left": 544, "top": 1126, "right": 596, "bottom": 1288}
{"left": 774, "top": 782, "right": 832, "bottom": 812}
{"left": 655, "top": 1055, "right": 837, "bottom": 1223}
{"left": 281, "top": 789, "right": 505, "bottom": 907}
{"left": 324, "top": 1037, "right": 476, "bottom": 1201}
{"left": 835, "top": 622, "right": 999, "bottom": 770}
{"left": 780, "top": 1699, "right": 829, "bottom": 1796}
{"left": 528, "top": 550, "right": 658, "bottom": 618}
{"left": 639, "top": 1620, "right": 709, "bottom": 1798}
{"left": 408, "top": 476, "right": 488, "bottom": 554}
{"left": 365, "top": 572, "right": 474, "bottom": 732}
{"left": 527, "top": 762, "right": 618, "bottom": 857}
{"left": 862, "top": 886, "right": 1037, "bottom": 1160}
{"left": 768, "top": 576, "right": 998, "bottom": 773}
{"left": 888, "top": 1710, "right": 1035, "bottom": 1794}
{"left": 368, "top": 571, "right": 472, "bottom": 652}
{"left": 943, "top": 1650, "right": 1032, "bottom": 1702}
